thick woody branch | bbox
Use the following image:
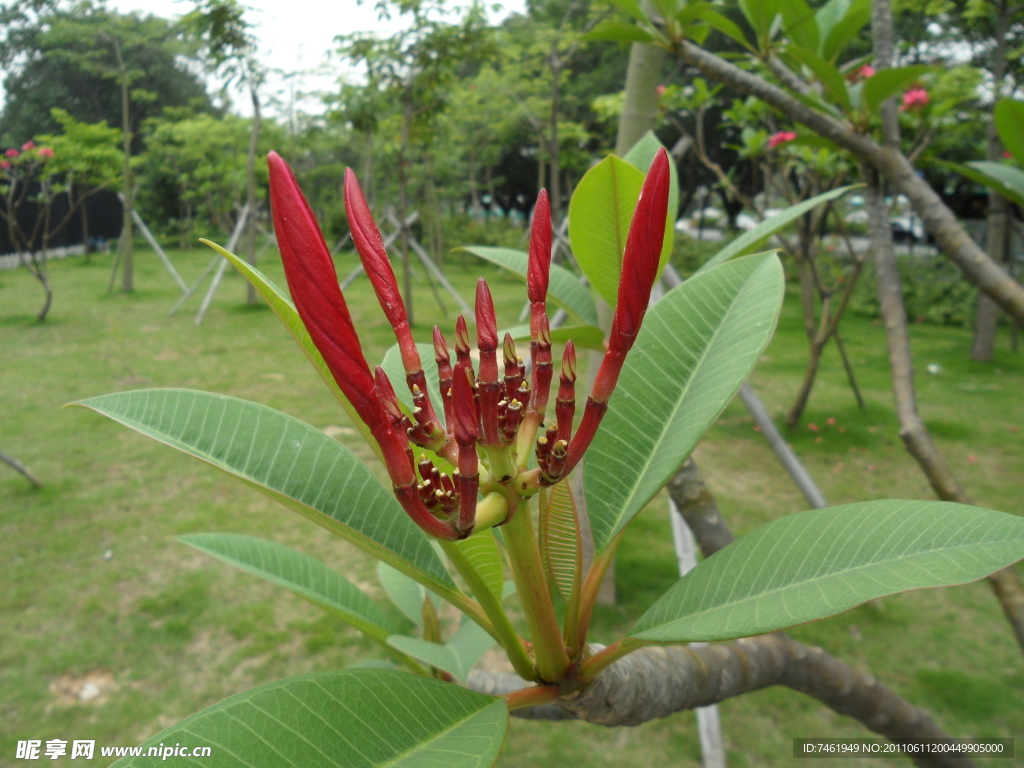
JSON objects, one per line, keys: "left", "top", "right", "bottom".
{"left": 470, "top": 461, "right": 974, "bottom": 767}
{"left": 673, "top": 40, "right": 1024, "bottom": 326}
{"left": 470, "top": 636, "right": 970, "bottom": 768}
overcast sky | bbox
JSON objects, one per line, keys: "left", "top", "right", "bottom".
{"left": 100, "top": 0, "right": 523, "bottom": 118}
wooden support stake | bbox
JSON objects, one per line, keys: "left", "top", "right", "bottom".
{"left": 193, "top": 205, "right": 250, "bottom": 325}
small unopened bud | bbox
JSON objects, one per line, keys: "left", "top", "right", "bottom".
{"left": 556, "top": 340, "right": 577, "bottom": 444}
{"left": 454, "top": 315, "right": 472, "bottom": 366}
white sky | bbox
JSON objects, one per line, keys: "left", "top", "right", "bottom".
{"left": 99, "top": 0, "right": 524, "bottom": 118}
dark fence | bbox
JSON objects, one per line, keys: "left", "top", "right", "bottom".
{"left": 0, "top": 182, "right": 122, "bottom": 256}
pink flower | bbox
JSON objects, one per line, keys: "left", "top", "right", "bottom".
{"left": 656, "top": 84, "right": 666, "bottom": 98}
{"left": 5, "top": 148, "right": 19, "bottom": 158}
{"left": 900, "top": 88, "right": 929, "bottom": 111}
{"left": 849, "top": 65, "right": 875, "bottom": 82}
{"left": 0, "top": 160, "right": 10, "bottom": 170}
{"left": 768, "top": 131, "right": 798, "bottom": 149}
{"left": 1004, "top": 150, "right": 1013, "bottom": 159}
{"left": 38, "top": 147, "right": 54, "bottom": 159}
{"left": 21, "top": 141, "right": 35, "bottom": 151}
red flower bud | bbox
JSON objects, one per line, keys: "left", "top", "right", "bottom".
{"left": 565, "top": 148, "right": 671, "bottom": 477}
{"left": 475, "top": 278, "right": 499, "bottom": 378}
{"left": 434, "top": 326, "right": 454, "bottom": 430}
{"left": 5, "top": 149, "right": 19, "bottom": 159}
{"left": 454, "top": 315, "right": 472, "bottom": 368}
{"left": 452, "top": 362, "right": 479, "bottom": 533}
{"left": 38, "top": 147, "right": 54, "bottom": 159}
{"left": 268, "top": 153, "right": 377, "bottom": 427}
{"left": 608, "top": 147, "right": 669, "bottom": 357}
{"left": 555, "top": 340, "right": 576, "bottom": 445}
{"left": 21, "top": 141, "right": 35, "bottom": 151}
{"left": 528, "top": 190, "right": 552, "bottom": 343}
{"left": 268, "top": 152, "right": 423, "bottom": 502}
{"left": 528, "top": 313, "right": 553, "bottom": 419}
{"left": 344, "top": 170, "right": 416, "bottom": 366}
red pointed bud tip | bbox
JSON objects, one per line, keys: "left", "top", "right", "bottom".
{"left": 609, "top": 147, "right": 670, "bottom": 354}
{"left": 503, "top": 333, "right": 517, "bottom": 367}
{"left": 433, "top": 326, "right": 451, "bottom": 367}
{"left": 345, "top": 168, "right": 421, "bottom": 374}
{"left": 475, "top": 279, "right": 498, "bottom": 353}
{"left": 452, "top": 362, "right": 478, "bottom": 446}
{"left": 454, "top": 315, "right": 472, "bottom": 365}
{"left": 475, "top": 278, "right": 499, "bottom": 387}
{"left": 560, "top": 340, "right": 577, "bottom": 384}
{"left": 528, "top": 189, "right": 552, "bottom": 304}
{"left": 268, "top": 152, "right": 379, "bottom": 428}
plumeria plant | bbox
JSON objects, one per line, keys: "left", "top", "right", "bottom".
{"left": 71, "top": 141, "right": 1024, "bottom": 765}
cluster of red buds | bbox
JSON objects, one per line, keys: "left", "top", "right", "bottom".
{"left": 266, "top": 147, "right": 670, "bottom": 541}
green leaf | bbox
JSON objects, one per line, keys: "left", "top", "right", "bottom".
{"left": 779, "top": 0, "right": 819, "bottom": 52}
{"left": 111, "top": 669, "right": 507, "bottom": 768}
{"left": 568, "top": 154, "right": 646, "bottom": 308}
{"left": 697, "top": 185, "right": 857, "bottom": 275}
{"left": 814, "top": 0, "right": 849, "bottom": 42}
{"left": 461, "top": 246, "right": 598, "bottom": 327}
{"left": 387, "top": 618, "right": 496, "bottom": 684}
{"left": 454, "top": 528, "right": 505, "bottom": 606}
{"left": 581, "top": 20, "right": 656, "bottom": 42}
{"left": 962, "top": 160, "right": 1024, "bottom": 207}
{"left": 584, "top": 253, "right": 785, "bottom": 555}
{"left": 739, "top": 0, "right": 780, "bottom": 38}
{"left": 538, "top": 481, "right": 582, "bottom": 605}
{"left": 786, "top": 44, "right": 852, "bottom": 112}
{"left": 697, "top": 8, "right": 752, "bottom": 50}
{"left": 70, "top": 389, "right": 458, "bottom": 597}
{"left": 605, "top": 0, "right": 647, "bottom": 23}
{"left": 821, "top": 0, "right": 869, "bottom": 62}
{"left": 178, "top": 533, "right": 396, "bottom": 643}
{"left": 630, "top": 501, "right": 1024, "bottom": 642}
{"left": 200, "top": 240, "right": 376, "bottom": 450}
{"left": 379, "top": 561, "right": 443, "bottom": 628}
{"left": 500, "top": 323, "right": 606, "bottom": 350}
{"left": 995, "top": 99, "right": 1024, "bottom": 166}
{"left": 959, "top": 161, "right": 1024, "bottom": 207}
{"left": 623, "top": 131, "right": 678, "bottom": 275}
{"left": 862, "top": 65, "right": 933, "bottom": 115}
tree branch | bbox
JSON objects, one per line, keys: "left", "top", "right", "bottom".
{"left": 672, "top": 39, "right": 1024, "bottom": 327}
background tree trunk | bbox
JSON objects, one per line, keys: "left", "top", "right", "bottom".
{"left": 970, "top": 0, "right": 1012, "bottom": 361}
{"left": 245, "top": 84, "right": 262, "bottom": 305}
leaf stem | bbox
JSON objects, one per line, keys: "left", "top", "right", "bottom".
{"left": 503, "top": 499, "right": 571, "bottom": 682}
{"left": 503, "top": 684, "right": 560, "bottom": 711}
{"left": 576, "top": 638, "right": 647, "bottom": 683}
{"left": 440, "top": 539, "right": 536, "bottom": 681}
{"left": 573, "top": 532, "right": 623, "bottom": 656}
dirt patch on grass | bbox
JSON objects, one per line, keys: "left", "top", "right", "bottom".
{"left": 48, "top": 669, "right": 117, "bottom": 707}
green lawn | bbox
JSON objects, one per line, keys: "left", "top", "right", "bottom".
{"left": 1, "top": 243, "right": 1022, "bottom": 767}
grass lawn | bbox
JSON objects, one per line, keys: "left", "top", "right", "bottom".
{"left": 1, "top": 242, "right": 1022, "bottom": 767}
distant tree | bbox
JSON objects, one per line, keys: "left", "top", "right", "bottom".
{"left": 25, "top": 5, "right": 212, "bottom": 291}
{"left": 0, "top": 2, "right": 213, "bottom": 148}
{"left": 0, "top": 110, "right": 122, "bottom": 320}
{"left": 338, "top": 0, "right": 494, "bottom": 324}
{"left": 185, "top": 0, "right": 267, "bottom": 304}
{"left": 138, "top": 112, "right": 267, "bottom": 248}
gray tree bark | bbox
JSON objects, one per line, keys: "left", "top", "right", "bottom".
{"left": 970, "top": 0, "right": 1012, "bottom": 361}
